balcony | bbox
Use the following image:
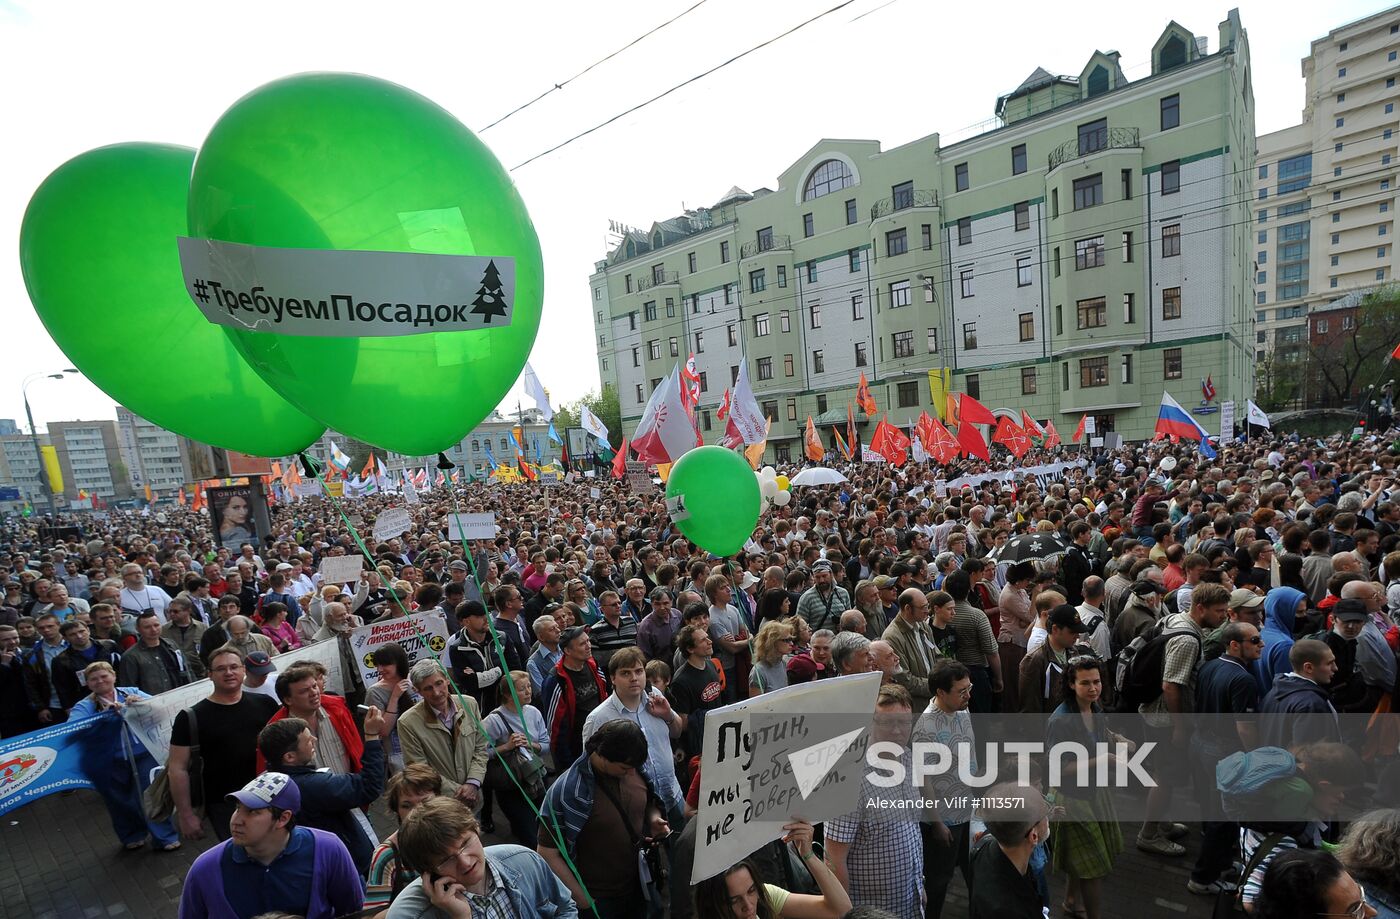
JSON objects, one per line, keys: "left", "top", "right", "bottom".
{"left": 870, "top": 190, "right": 938, "bottom": 220}
{"left": 740, "top": 235, "right": 792, "bottom": 259}
{"left": 1047, "top": 127, "right": 1140, "bottom": 171}
{"left": 635, "top": 270, "right": 678, "bottom": 292}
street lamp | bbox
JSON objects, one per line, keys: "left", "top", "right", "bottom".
{"left": 21, "top": 369, "right": 80, "bottom": 518}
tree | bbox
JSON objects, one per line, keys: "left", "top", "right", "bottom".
{"left": 1303, "top": 285, "right": 1400, "bottom": 409}
{"left": 1254, "top": 350, "right": 1303, "bottom": 412}
{"left": 469, "top": 260, "right": 509, "bottom": 323}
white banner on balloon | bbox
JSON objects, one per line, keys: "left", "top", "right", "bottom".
{"left": 177, "top": 237, "right": 517, "bottom": 337}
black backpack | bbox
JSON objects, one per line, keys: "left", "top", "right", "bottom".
{"left": 1112, "top": 620, "right": 1201, "bottom": 711}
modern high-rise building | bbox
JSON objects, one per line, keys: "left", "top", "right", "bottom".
{"left": 1252, "top": 7, "right": 1399, "bottom": 379}
{"left": 590, "top": 12, "right": 1255, "bottom": 454}
{"left": 47, "top": 420, "right": 132, "bottom": 501}
{"left": 115, "top": 407, "right": 191, "bottom": 495}
{"left": 0, "top": 434, "right": 50, "bottom": 505}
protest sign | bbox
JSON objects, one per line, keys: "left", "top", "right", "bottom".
{"left": 589, "top": 487, "right": 601, "bottom": 499}
{"left": 372, "top": 507, "right": 412, "bottom": 542}
{"left": 1219, "top": 400, "right": 1235, "bottom": 445}
{"left": 447, "top": 512, "right": 496, "bottom": 542}
{"left": 692, "top": 672, "right": 882, "bottom": 882}
{"left": 347, "top": 612, "right": 450, "bottom": 689}
{"left": 403, "top": 476, "right": 420, "bottom": 505}
{"left": 0, "top": 714, "right": 117, "bottom": 815}
{"left": 625, "top": 461, "right": 653, "bottom": 494}
{"left": 318, "top": 554, "right": 364, "bottom": 585}
{"left": 933, "top": 479, "right": 947, "bottom": 498}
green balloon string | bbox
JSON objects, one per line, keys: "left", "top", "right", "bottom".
{"left": 302, "top": 460, "right": 600, "bottom": 913}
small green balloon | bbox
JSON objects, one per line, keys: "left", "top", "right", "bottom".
{"left": 187, "top": 73, "right": 544, "bottom": 456}
{"left": 18, "top": 143, "right": 325, "bottom": 457}
{"left": 664, "top": 446, "right": 761, "bottom": 556}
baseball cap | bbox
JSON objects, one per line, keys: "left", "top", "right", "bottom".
{"left": 244, "top": 651, "right": 276, "bottom": 676}
{"left": 786, "top": 654, "right": 819, "bottom": 681}
{"left": 449, "top": 560, "right": 469, "bottom": 572}
{"left": 1047, "top": 605, "right": 1089, "bottom": 633}
{"left": 1130, "top": 580, "right": 1167, "bottom": 597}
{"left": 227, "top": 771, "right": 300, "bottom": 813}
{"left": 1228, "top": 588, "right": 1265, "bottom": 611}
{"left": 275, "top": 562, "right": 294, "bottom": 572}
{"left": 874, "top": 575, "right": 896, "bottom": 590}
{"left": 1333, "top": 599, "right": 1369, "bottom": 622}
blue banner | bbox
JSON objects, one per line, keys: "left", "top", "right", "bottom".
{"left": 0, "top": 712, "right": 117, "bottom": 815}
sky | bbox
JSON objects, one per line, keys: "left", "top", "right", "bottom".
{"left": 1, "top": 0, "right": 1392, "bottom": 437}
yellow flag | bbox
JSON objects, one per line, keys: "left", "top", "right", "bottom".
{"left": 928, "top": 368, "right": 951, "bottom": 421}
{"left": 657, "top": 462, "right": 672, "bottom": 483}
{"left": 41, "top": 445, "right": 63, "bottom": 493}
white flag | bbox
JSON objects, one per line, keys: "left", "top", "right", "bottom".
{"left": 631, "top": 367, "right": 700, "bottom": 464}
{"left": 522, "top": 362, "right": 554, "bottom": 421}
{"left": 728, "top": 356, "right": 768, "bottom": 446}
{"left": 403, "top": 472, "right": 420, "bottom": 505}
{"left": 580, "top": 405, "right": 610, "bottom": 446}
{"left": 1246, "top": 399, "right": 1271, "bottom": 429}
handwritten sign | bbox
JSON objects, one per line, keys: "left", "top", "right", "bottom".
{"left": 447, "top": 512, "right": 497, "bottom": 542}
{"left": 347, "top": 612, "right": 450, "bottom": 690}
{"left": 589, "top": 487, "right": 601, "bottom": 500}
{"left": 625, "top": 461, "right": 654, "bottom": 494}
{"left": 372, "top": 507, "right": 412, "bottom": 542}
{"left": 318, "top": 554, "right": 364, "bottom": 585}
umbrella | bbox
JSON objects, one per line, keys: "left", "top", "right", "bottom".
{"left": 790, "top": 468, "right": 849, "bottom": 486}
{"left": 992, "top": 533, "right": 1069, "bottom": 563}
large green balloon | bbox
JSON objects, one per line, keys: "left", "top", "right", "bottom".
{"left": 187, "top": 73, "right": 545, "bottom": 456}
{"left": 18, "top": 143, "right": 324, "bottom": 457}
{"left": 664, "top": 446, "right": 761, "bottom": 556}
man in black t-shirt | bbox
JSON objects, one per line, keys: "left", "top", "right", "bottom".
{"left": 166, "top": 646, "right": 279, "bottom": 841}
{"left": 668, "top": 625, "right": 724, "bottom": 759}
{"left": 968, "top": 787, "right": 1049, "bottom": 919}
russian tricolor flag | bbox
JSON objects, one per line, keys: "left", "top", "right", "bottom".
{"left": 1156, "top": 391, "right": 1216, "bottom": 458}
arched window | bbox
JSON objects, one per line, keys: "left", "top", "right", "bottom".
{"left": 500, "top": 438, "right": 509, "bottom": 452}
{"left": 652, "top": 231, "right": 663, "bottom": 249}
{"left": 1086, "top": 65, "right": 1110, "bottom": 97}
{"left": 1159, "top": 35, "right": 1187, "bottom": 71}
{"left": 803, "top": 159, "right": 854, "bottom": 201}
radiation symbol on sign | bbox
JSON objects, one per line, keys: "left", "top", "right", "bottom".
{"left": 362, "top": 652, "right": 377, "bottom": 669}
{"left": 428, "top": 635, "right": 447, "bottom": 653}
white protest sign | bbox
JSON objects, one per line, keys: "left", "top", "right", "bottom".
{"left": 692, "top": 672, "right": 882, "bottom": 882}
{"left": 447, "top": 512, "right": 497, "bottom": 542}
{"left": 319, "top": 554, "right": 364, "bottom": 585}
{"left": 347, "top": 612, "right": 450, "bottom": 690}
{"left": 1219, "top": 400, "right": 1235, "bottom": 445}
{"left": 124, "top": 639, "right": 343, "bottom": 764}
{"left": 403, "top": 476, "right": 420, "bottom": 505}
{"left": 565, "top": 473, "right": 578, "bottom": 484}
{"left": 1083, "top": 416, "right": 1096, "bottom": 435}
{"left": 589, "top": 487, "right": 601, "bottom": 500}
{"left": 933, "top": 479, "right": 948, "bottom": 498}
{"left": 625, "top": 461, "right": 654, "bottom": 494}
{"left": 178, "top": 237, "right": 516, "bottom": 336}
{"left": 373, "top": 507, "right": 412, "bottom": 542}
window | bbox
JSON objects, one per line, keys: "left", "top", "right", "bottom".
{"left": 845, "top": 198, "right": 858, "bottom": 225}
{"left": 803, "top": 159, "right": 854, "bottom": 200}
{"left": 851, "top": 294, "right": 865, "bottom": 320}
{"left": 1079, "top": 356, "right": 1108, "bottom": 387}
{"left": 1015, "top": 201, "right": 1030, "bottom": 231}
{"left": 1258, "top": 165, "right": 1268, "bottom": 179}
{"left": 669, "top": 337, "right": 679, "bottom": 358}
{"left": 963, "top": 322, "right": 978, "bottom": 350}
{"left": 727, "top": 324, "right": 737, "bottom": 347}
{"left": 780, "top": 311, "right": 791, "bottom": 333}
{"left": 625, "top": 274, "right": 633, "bottom": 293}
{"left": 807, "top": 261, "right": 817, "bottom": 283}
{"left": 926, "top": 327, "right": 939, "bottom": 353}
{"left": 1164, "top": 348, "right": 1183, "bottom": 379}
{"left": 731, "top": 365, "right": 740, "bottom": 385}
{"left": 1011, "top": 144, "right": 1027, "bottom": 175}
{"left": 1277, "top": 153, "right": 1312, "bottom": 193}
{"left": 1162, "top": 287, "right": 1182, "bottom": 320}
{"left": 855, "top": 342, "right": 868, "bottom": 366}
{"left": 893, "top": 180, "right": 915, "bottom": 210}
{"left": 1257, "top": 291, "right": 1267, "bottom": 305}
{"left": 1075, "top": 235, "right": 1105, "bottom": 269}
{"left": 966, "top": 374, "right": 981, "bottom": 400}
{"left": 1017, "top": 255, "right": 1032, "bottom": 286}
{"left": 749, "top": 269, "right": 766, "bottom": 293}
{"left": 1078, "top": 118, "right": 1107, "bottom": 155}
{"left": 777, "top": 265, "right": 787, "bottom": 288}
{"left": 644, "top": 301, "right": 657, "bottom": 321}
{"left": 809, "top": 302, "right": 822, "bottom": 328}
{"left": 1317, "top": 318, "right": 1330, "bottom": 334}
{"left": 1161, "top": 160, "right": 1181, "bottom": 194}
{"left": 889, "top": 280, "right": 911, "bottom": 308}
{"left": 1073, "top": 173, "right": 1103, "bottom": 209}
{"left": 812, "top": 350, "right": 824, "bottom": 374}
{"left": 1258, "top": 211, "right": 1267, "bottom": 224}
{"left": 1122, "top": 231, "right": 1134, "bottom": 262}
{"left": 1121, "top": 353, "right": 1133, "bottom": 384}
{"left": 648, "top": 340, "right": 660, "bottom": 360}
{"left": 1053, "top": 246, "right": 1060, "bottom": 277}
{"left": 1019, "top": 312, "right": 1035, "bottom": 341}
{"left": 921, "top": 224, "right": 933, "bottom": 250}
{"left": 960, "top": 269, "right": 974, "bottom": 298}
{"left": 1052, "top": 189, "right": 1059, "bottom": 218}
{"left": 701, "top": 410, "right": 711, "bottom": 431}
{"left": 1160, "top": 94, "right": 1180, "bottom": 130}
{"left": 897, "top": 381, "right": 919, "bottom": 408}
{"left": 699, "top": 371, "right": 708, "bottom": 392}
{"left": 1123, "top": 293, "right": 1136, "bottom": 324}
{"left": 803, "top": 213, "right": 814, "bottom": 238}
{"left": 762, "top": 399, "right": 778, "bottom": 420}
{"left": 756, "top": 357, "right": 773, "bottom": 380}
{"left": 631, "top": 346, "right": 640, "bottom": 367}
{"left": 720, "top": 241, "right": 730, "bottom": 263}
{"left": 1055, "top": 304, "right": 1062, "bottom": 334}
{"left": 687, "top": 252, "right": 697, "bottom": 273}
{"left": 849, "top": 249, "right": 861, "bottom": 272}
{"left": 664, "top": 297, "right": 675, "bottom": 317}
{"left": 694, "top": 331, "right": 704, "bottom": 354}
{"left": 691, "top": 294, "right": 700, "bottom": 313}
{"left": 628, "top": 311, "right": 638, "bottom": 330}
{"left": 893, "top": 330, "right": 915, "bottom": 358}
{"left": 1021, "top": 367, "right": 1037, "bottom": 395}
{"left": 1077, "top": 297, "right": 1106, "bottom": 329}
{"left": 1122, "top": 169, "right": 1133, "bottom": 200}
{"left": 886, "top": 228, "right": 908, "bottom": 257}
{"left": 1162, "top": 223, "right": 1181, "bottom": 257}
{"left": 786, "top": 401, "right": 797, "bottom": 422}
{"left": 958, "top": 218, "right": 972, "bottom": 245}
{"left": 923, "top": 277, "right": 935, "bottom": 302}
{"left": 636, "top": 384, "right": 644, "bottom": 403}
{"left": 817, "top": 395, "right": 827, "bottom": 414}
{"left": 783, "top": 354, "right": 794, "bottom": 377}
{"left": 955, "top": 164, "right": 969, "bottom": 192}
{"left": 754, "top": 314, "right": 769, "bottom": 336}
{"left": 723, "top": 283, "right": 733, "bottom": 305}
{"left": 1338, "top": 68, "right": 1346, "bottom": 77}
{"left": 1331, "top": 255, "right": 1340, "bottom": 266}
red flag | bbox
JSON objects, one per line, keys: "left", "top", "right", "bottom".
{"left": 871, "top": 417, "right": 910, "bottom": 466}
{"left": 958, "top": 393, "right": 996, "bottom": 426}
{"left": 612, "top": 436, "right": 629, "bottom": 479}
{"left": 804, "top": 415, "right": 826, "bottom": 461}
{"left": 846, "top": 401, "right": 858, "bottom": 456}
{"left": 957, "top": 421, "right": 989, "bottom": 461}
{"left": 1073, "top": 414, "right": 1087, "bottom": 443}
{"left": 992, "top": 416, "right": 1031, "bottom": 458}
{"left": 916, "top": 411, "right": 936, "bottom": 448}
{"left": 716, "top": 388, "right": 732, "bottom": 420}
{"left": 1392, "top": 342, "right": 1400, "bottom": 360}
{"left": 856, "top": 372, "right": 878, "bottom": 416}
{"left": 927, "top": 417, "right": 959, "bottom": 464}
{"left": 1020, "top": 410, "right": 1044, "bottom": 439}
{"left": 1043, "top": 420, "right": 1061, "bottom": 450}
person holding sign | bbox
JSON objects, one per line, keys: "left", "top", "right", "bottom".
{"left": 690, "top": 819, "right": 851, "bottom": 919}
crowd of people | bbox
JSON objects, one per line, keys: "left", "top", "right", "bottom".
{"left": 3, "top": 428, "right": 1400, "bottom": 919}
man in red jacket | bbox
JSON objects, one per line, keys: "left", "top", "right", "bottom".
{"left": 255, "top": 659, "right": 364, "bottom": 775}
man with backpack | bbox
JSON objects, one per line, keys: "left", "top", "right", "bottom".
{"left": 1111, "top": 579, "right": 1166, "bottom": 655}
{"left": 1130, "top": 581, "right": 1230, "bottom": 856}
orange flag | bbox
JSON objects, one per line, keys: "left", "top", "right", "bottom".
{"left": 745, "top": 418, "right": 771, "bottom": 469}
{"left": 846, "top": 401, "right": 858, "bottom": 455}
{"left": 856, "top": 372, "right": 878, "bottom": 416}
{"left": 945, "top": 392, "right": 961, "bottom": 428}
{"left": 804, "top": 415, "right": 825, "bottom": 461}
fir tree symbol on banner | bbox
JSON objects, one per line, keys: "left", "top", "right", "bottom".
{"left": 470, "top": 260, "right": 509, "bottom": 323}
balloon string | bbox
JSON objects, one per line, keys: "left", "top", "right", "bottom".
{"left": 301, "top": 457, "right": 599, "bottom": 913}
